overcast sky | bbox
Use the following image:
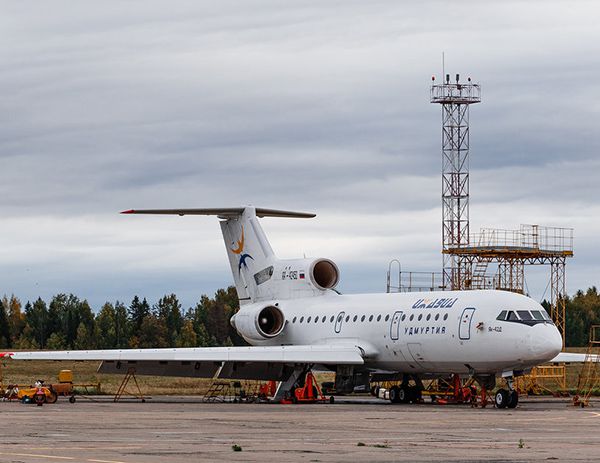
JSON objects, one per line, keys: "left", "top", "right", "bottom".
{"left": 1, "top": 1, "right": 598, "bottom": 310}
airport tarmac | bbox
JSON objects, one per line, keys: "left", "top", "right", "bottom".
{"left": 0, "top": 396, "right": 599, "bottom": 463}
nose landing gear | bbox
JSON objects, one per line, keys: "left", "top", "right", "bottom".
{"left": 495, "top": 377, "right": 518, "bottom": 409}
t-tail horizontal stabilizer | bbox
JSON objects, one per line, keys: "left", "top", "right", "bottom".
{"left": 121, "top": 206, "right": 316, "bottom": 304}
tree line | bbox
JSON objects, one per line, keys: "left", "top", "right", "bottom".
{"left": 1, "top": 286, "right": 600, "bottom": 350}
{"left": 0, "top": 286, "right": 245, "bottom": 350}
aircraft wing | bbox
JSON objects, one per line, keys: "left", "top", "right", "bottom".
{"left": 550, "top": 352, "right": 599, "bottom": 363}
{"left": 1, "top": 345, "right": 364, "bottom": 381}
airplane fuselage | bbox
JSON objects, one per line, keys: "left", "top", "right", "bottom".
{"left": 234, "top": 289, "right": 562, "bottom": 377}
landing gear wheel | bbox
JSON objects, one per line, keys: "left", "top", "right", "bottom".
{"left": 47, "top": 391, "right": 58, "bottom": 404}
{"left": 69, "top": 395, "right": 76, "bottom": 404}
{"left": 507, "top": 390, "right": 518, "bottom": 409}
{"left": 329, "top": 396, "right": 335, "bottom": 404}
{"left": 389, "top": 386, "right": 401, "bottom": 403}
{"left": 398, "top": 387, "right": 408, "bottom": 404}
{"left": 495, "top": 388, "right": 509, "bottom": 409}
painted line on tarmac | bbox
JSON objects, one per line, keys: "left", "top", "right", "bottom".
{"left": 0, "top": 452, "right": 129, "bottom": 463}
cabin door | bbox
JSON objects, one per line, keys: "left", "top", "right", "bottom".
{"left": 389, "top": 311, "right": 403, "bottom": 341}
{"left": 334, "top": 311, "right": 345, "bottom": 334}
{"left": 458, "top": 307, "right": 476, "bottom": 340}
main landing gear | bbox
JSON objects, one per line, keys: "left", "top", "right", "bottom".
{"left": 389, "top": 375, "right": 423, "bottom": 404}
{"left": 494, "top": 377, "right": 518, "bottom": 409}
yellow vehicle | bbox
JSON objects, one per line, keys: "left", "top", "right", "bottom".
{"left": 16, "top": 381, "right": 58, "bottom": 405}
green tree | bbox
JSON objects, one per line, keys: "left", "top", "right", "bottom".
{"left": 25, "top": 298, "right": 49, "bottom": 348}
{"left": 155, "top": 294, "right": 183, "bottom": 347}
{"left": 138, "top": 314, "right": 168, "bottom": 348}
{"left": 0, "top": 299, "right": 10, "bottom": 348}
{"left": 129, "top": 296, "right": 150, "bottom": 334}
{"left": 114, "top": 301, "right": 130, "bottom": 348}
{"left": 176, "top": 319, "right": 197, "bottom": 347}
{"left": 46, "top": 332, "right": 67, "bottom": 350}
{"left": 74, "top": 322, "right": 92, "bottom": 349}
{"left": 3, "top": 295, "right": 25, "bottom": 344}
{"left": 15, "top": 324, "right": 38, "bottom": 349}
{"left": 565, "top": 287, "right": 600, "bottom": 347}
{"left": 96, "top": 302, "right": 117, "bottom": 348}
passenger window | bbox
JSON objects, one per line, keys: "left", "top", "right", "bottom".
{"left": 385, "top": 315, "right": 390, "bottom": 321}
{"left": 353, "top": 315, "right": 358, "bottom": 322}
{"left": 426, "top": 314, "right": 431, "bottom": 321}
{"left": 401, "top": 314, "right": 406, "bottom": 321}
{"left": 292, "top": 316, "right": 297, "bottom": 323}
{"left": 322, "top": 316, "right": 326, "bottom": 322}
{"left": 507, "top": 311, "right": 519, "bottom": 321}
{"left": 517, "top": 310, "right": 533, "bottom": 321}
{"left": 410, "top": 314, "right": 414, "bottom": 321}
{"left": 361, "top": 315, "right": 366, "bottom": 322}
{"left": 300, "top": 316, "right": 304, "bottom": 323}
{"left": 369, "top": 315, "right": 374, "bottom": 322}
{"left": 443, "top": 314, "right": 448, "bottom": 321}
{"left": 377, "top": 315, "right": 382, "bottom": 322}
{"left": 434, "top": 313, "right": 439, "bottom": 321}
{"left": 315, "top": 317, "right": 319, "bottom": 323}
{"left": 307, "top": 316, "right": 312, "bottom": 323}
{"left": 345, "top": 315, "right": 350, "bottom": 322}
{"left": 531, "top": 310, "right": 544, "bottom": 321}
{"left": 330, "top": 316, "right": 335, "bottom": 322}
{"left": 418, "top": 314, "right": 422, "bottom": 321}
{"left": 497, "top": 310, "right": 507, "bottom": 321}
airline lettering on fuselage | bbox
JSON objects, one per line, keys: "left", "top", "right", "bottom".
{"left": 411, "top": 298, "right": 458, "bottom": 309}
{"left": 405, "top": 325, "right": 447, "bottom": 336}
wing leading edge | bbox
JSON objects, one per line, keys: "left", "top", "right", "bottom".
{"left": 3, "top": 345, "right": 363, "bottom": 364}
{"left": 3, "top": 345, "right": 364, "bottom": 381}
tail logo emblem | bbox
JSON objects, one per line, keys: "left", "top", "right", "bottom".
{"left": 231, "top": 226, "right": 253, "bottom": 271}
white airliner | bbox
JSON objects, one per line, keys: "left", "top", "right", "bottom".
{"left": 2, "top": 207, "right": 567, "bottom": 408}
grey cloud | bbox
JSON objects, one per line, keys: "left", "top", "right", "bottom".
{"left": 0, "top": 1, "right": 598, "bottom": 308}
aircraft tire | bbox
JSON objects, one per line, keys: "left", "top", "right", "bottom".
{"left": 398, "top": 386, "right": 408, "bottom": 403}
{"left": 495, "top": 389, "right": 509, "bottom": 409}
{"left": 389, "top": 386, "right": 401, "bottom": 403}
{"left": 507, "top": 390, "right": 518, "bottom": 408}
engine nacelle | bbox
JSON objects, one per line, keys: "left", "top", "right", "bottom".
{"left": 308, "top": 258, "right": 340, "bottom": 290}
{"left": 231, "top": 303, "right": 286, "bottom": 342}
{"left": 273, "top": 257, "right": 340, "bottom": 293}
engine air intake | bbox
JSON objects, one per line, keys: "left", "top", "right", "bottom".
{"left": 257, "top": 305, "right": 285, "bottom": 338}
{"left": 311, "top": 259, "right": 339, "bottom": 290}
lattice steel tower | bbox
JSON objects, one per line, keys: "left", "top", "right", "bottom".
{"left": 430, "top": 74, "right": 481, "bottom": 290}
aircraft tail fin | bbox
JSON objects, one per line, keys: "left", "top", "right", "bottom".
{"left": 122, "top": 206, "right": 315, "bottom": 304}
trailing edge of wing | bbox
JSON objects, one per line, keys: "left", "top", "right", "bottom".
{"left": 120, "top": 207, "right": 316, "bottom": 219}
{"left": 3, "top": 345, "right": 363, "bottom": 365}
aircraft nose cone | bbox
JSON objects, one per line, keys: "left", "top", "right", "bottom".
{"left": 530, "top": 324, "right": 562, "bottom": 361}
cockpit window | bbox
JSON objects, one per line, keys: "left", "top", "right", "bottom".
{"left": 502, "top": 309, "right": 554, "bottom": 326}
{"left": 517, "top": 310, "right": 533, "bottom": 321}
{"left": 531, "top": 310, "right": 545, "bottom": 321}
{"left": 507, "top": 311, "right": 519, "bottom": 321}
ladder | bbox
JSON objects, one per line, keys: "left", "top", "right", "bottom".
{"left": 471, "top": 259, "right": 489, "bottom": 289}
{"left": 574, "top": 325, "right": 600, "bottom": 407}
{"left": 203, "top": 381, "right": 232, "bottom": 403}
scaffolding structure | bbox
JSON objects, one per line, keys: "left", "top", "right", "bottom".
{"left": 428, "top": 75, "right": 574, "bottom": 345}
{"left": 573, "top": 325, "right": 600, "bottom": 407}
{"left": 386, "top": 74, "right": 574, "bottom": 347}
{"left": 431, "top": 74, "right": 481, "bottom": 290}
